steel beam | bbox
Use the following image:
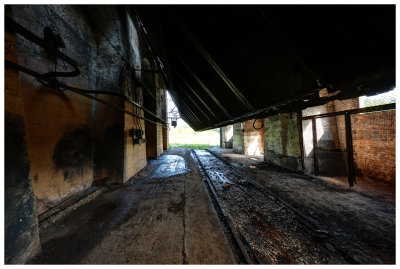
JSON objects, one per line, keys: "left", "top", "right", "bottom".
{"left": 170, "top": 49, "right": 232, "bottom": 119}
{"left": 167, "top": 9, "right": 254, "bottom": 111}
{"left": 176, "top": 73, "right": 218, "bottom": 119}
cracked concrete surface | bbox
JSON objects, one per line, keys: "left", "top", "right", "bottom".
{"left": 31, "top": 149, "right": 235, "bottom": 264}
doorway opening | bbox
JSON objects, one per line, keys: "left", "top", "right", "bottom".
{"left": 167, "top": 91, "right": 220, "bottom": 149}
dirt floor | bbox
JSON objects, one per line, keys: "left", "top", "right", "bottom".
{"left": 207, "top": 147, "right": 395, "bottom": 264}
{"left": 29, "top": 148, "right": 395, "bottom": 264}
{"left": 30, "top": 149, "right": 236, "bottom": 264}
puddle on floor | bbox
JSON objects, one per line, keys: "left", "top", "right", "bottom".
{"left": 148, "top": 155, "right": 190, "bottom": 179}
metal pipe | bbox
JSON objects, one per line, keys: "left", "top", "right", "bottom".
{"left": 5, "top": 59, "right": 166, "bottom": 127}
{"left": 5, "top": 16, "right": 81, "bottom": 78}
{"left": 75, "top": 90, "right": 166, "bottom": 124}
{"left": 5, "top": 17, "right": 167, "bottom": 125}
{"left": 301, "top": 103, "right": 395, "bottom": 120}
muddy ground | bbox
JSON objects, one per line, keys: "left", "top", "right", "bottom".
{"left": 29, "top": 148, "right": 395, "bottom": 264}
{"left": 207, "top": 147, "right": 395, "bottom": 264}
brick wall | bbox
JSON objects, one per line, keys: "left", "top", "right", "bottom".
{"left": 301, "top": 97, "right": 359, "bottom": 176}
{"left": 233, "top": 120, "right": 264, "bottom": 155}
{"left": 163, "top": 127, "right": 169, "bottom": 150}
{"left": 157, "top": 125, "right": 164, "bottom": 156}
{"left": 124, "top": 102, "right": 147, "bottom": 182}
{"left": 301, "top": 95, "right": 395, "bottom": 184}
{"left": 351, "top": 110, "right": 395, "bottom": 183}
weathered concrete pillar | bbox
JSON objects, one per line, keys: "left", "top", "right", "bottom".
{"left": 220, "top": 125, "right": 233, "bottom": 148}
{"left": 5, "top": 24, "right": 40, "bottom": 264}
{"left": 233, "top": 121, "right": 264, "bottom": 155}
{"left": 220, "top": 127, "right": 223, "bottom": 147}
{"left": 264, "top": 113, "right": 302, "bottom": 171}
{"left": 233, "top": 123, "right": 244, "bottom": 153}
{"left": 244, "top": 120, "right": 264, "bottom": 155}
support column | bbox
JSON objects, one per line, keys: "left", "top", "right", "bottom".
{"left": 233, "top": 123, "right": 244, "bottom": 153}
{"left": 312, "top": 117, "right": 319, "bottom": 176}
{"left": 345, "top": 112, "right": 356, "bottom": 186}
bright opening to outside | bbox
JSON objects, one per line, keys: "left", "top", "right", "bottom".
{"left": 167, "top": 91, "right": 220, "bottom": 149}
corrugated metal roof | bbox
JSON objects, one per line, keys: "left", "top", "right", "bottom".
{"left": 136, "top": 5, "right": 395, "bottom": 131}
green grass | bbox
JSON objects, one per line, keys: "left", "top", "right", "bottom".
{"left": 168, "top": 121, "right": 220, "bottom": 149}
{"left": 169, "top": 144, "right": 217, "bottom": 150}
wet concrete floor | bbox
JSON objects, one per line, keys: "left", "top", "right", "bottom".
{"left": 29, "top": 148, "right": 395, "bottom": 264}
{"left": 31, "top": 149, "right": 235, "bottom": 264}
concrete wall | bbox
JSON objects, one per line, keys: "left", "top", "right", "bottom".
{"left": 220, "top": 125, "right": 233, "bottom": 148}
{"left": 144, "top": 68, "right": 165, "bottom": 158}
{"left": 12, "top": 5, "right": 98, "bottom": 214}
{"left": 244, "top": 120, "right": 264, "bottom": 155}
{"left": 264, "top": 113, "right": 302, "bottom": 171}
{"left": 9, "top": 5, "right": 165, "bottom": 210}
{"left": 5, "top": 22, "right": 40, "bottom": 263}
{"left": 6, "top": 5, "right": 167, "bottom": 262}
{"left": 233, "top": 120, "right": 264, "bottom": 155}
{"left": 233, "top": 123, "right": 244, "bottom": 153}
{"left": 93, "top": 96, "right": 124, "bottom": 185}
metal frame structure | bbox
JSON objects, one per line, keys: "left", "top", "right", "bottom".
{"left": 299, "top": 103, "right": 395, "bottom": 187}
